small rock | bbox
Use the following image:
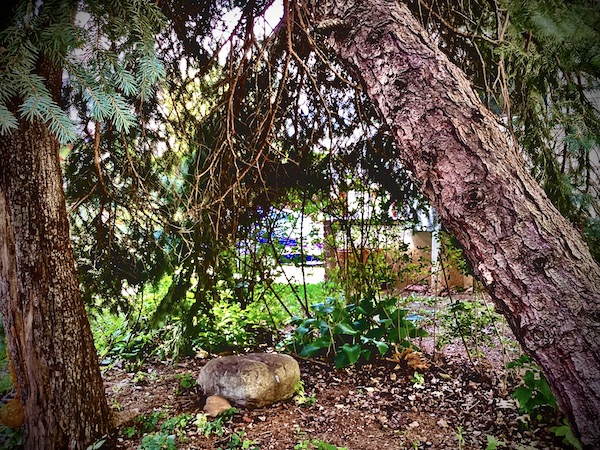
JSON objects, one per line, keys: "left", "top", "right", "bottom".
{"left": 203, "top": 395, "right": 232, "bottom": 417}
{"left": 437, "top": 418, "right": 449, "bottom": 428}
{"left": 408, "top": 421, "right": 420, "bottom": 428}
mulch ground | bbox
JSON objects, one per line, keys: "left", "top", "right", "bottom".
{"left": 105, "top": 348, "right": 569, "bottom": 450}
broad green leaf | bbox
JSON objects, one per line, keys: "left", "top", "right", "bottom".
{"left": 352, "top": 318, "right": 369, "bottom": 332}
{"left": 374, "top": 340, "right": 389, "bottom": 355}
{"left": 513, "top": 386, "right": 533, "bottom": 408}
{"left": 408, "top": 327, "right": 429, "bottom": 338}
{"left": 365, "top": 327, "right": 385, "bottom": 340}
{"left": 333, "top": 322, "right": 356, "bottom": 335}
{"left": 538, "top": 378, "right": 557, "bottom": 407}
{"left": 334, "top": 351, "right": 349, "bottom": 369}
{"left": 311, "top": 301, "right": 334, "bottom": 315}
{"left": 289, "top": 316, "right": 305, "bottom": 326}
{"left": 342, "top": 343, "right": 361, "bottom": 365}
{"left": 295, "top": 325, "right": 311, "bottom": 338}
{"left": 299, "top": 336, "right": 330, "bottom": 357}
{"left": 360, "top": 348, "right": 372, "bottom": 362}
{"left": 524, "top": 370, "right": 535, "bottom": 388}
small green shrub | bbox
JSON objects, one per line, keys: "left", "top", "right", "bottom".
{"left": 160, "top": 413, "right": 194, "bottom": 434}
{"left": 281, "top": 295, "right": 428, "bottom": 368}
{"left": 137, "top": 411, "right": 166, "bottom": 434}
{"left": 508, "top": 356, "right": 583, "bottom": 449}
{"left": 550, "top": 419, "right": 583, "bottom": 450}
{"left": 507, "top": 355, "right": 557, "bottom": 414}
{"left": 485, "top": 434, "right": 505, "bottom": 450}
{"left": 410, "top": 371, "right": 425, "bottom": 388}
{"left": 437, "top": 299, "right": 502, "bottom": 352}
{"left": 175, "top": 372, "right": 196, "bottom": 389}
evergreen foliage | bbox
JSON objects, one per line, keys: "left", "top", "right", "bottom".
{"left": 0, "top": 0, "right": 165, "bottom": 142}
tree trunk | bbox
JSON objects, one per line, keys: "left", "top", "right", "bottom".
{"left": 0, "top": 60, "right": 113, "bottom": 448}
{"left": 311, "top": 0, "right": 600, "bottom": 447}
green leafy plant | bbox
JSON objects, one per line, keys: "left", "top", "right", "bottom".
{"left": 0, "top": 425, "right": 23, "bottom": 448}
{"left": 136, "top": 411, "right": 166, "bottom": 434}
{"left": 410, "top": 371, "right": 425, "bottom": 388}
{"left": 139, "top": 432, "right": 176, "bottom": 450}
{"left": 160, "top": 413, "right": 194, "bottom": 434}
{"left": 175, "top": 372, "right": 197, "bottom": 392}
{"left": 485, "top": 434, "right": 505, "bottom": 450}
{"left": 221, "top": 430, "right": 259, "bottom": 449}
{"left": 0, "top": 337, "right": 14, "bottom": 396}
{"left": 121, "top": 410, "right": 180, "bottom": 438}
{"left": 283, "top": 295, "right": 428, "bottom": 368}
{"left": 455, "top": 425, "right": 466, "bottom": 449}
{"left": 507, "top": 355, "right": 557, "bottom": 415}
{"left": 293, "top": 380, "right": 317, "bottom": 407}
{"left": 121, "top": 412, "right": 193, "bottom": 447}
{"left": 437, "top": 299, "right": 502, "bottom": 353}
{"left": 194, "top": 408, "right": 237, "bottom": 437}
{"left": 122, "top": 426, "right": 138, "bottom": 439}
{"left": 550, "top": 419, "right": 583, "bottom": 450}
{"left": 508, "top": 357, "right": 583, "bottom": 449}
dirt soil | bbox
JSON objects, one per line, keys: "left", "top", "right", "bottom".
{"left": 105, "top": 347, "right": 570, "bottom": 450}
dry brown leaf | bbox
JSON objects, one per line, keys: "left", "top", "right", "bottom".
{"left": 385, "top": 345, "right": 429, "bottom": 371}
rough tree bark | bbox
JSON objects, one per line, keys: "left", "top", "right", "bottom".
{"left": 0, "top": 60, "right": 113, "bottom": 448}
{"left": 310, "top": 0, "right": 600, "bottom": 447}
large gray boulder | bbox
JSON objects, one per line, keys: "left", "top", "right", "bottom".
{"left": 197, "top": 353, "right": 300, "bottom": 408}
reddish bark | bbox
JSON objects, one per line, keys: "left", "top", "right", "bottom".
{"left": 310, "top": 0, "right": 600, "bottom": 447}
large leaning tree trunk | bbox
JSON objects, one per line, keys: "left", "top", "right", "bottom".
{"left": 0, "top": 59, "right": 113, "bottom": 448}
{"left": 310, "top": 0, "right": 600, "bottom": 447}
